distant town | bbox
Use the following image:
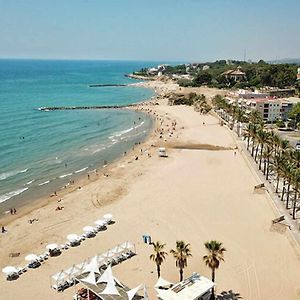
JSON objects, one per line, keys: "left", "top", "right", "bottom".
{"left": 132, "top": 60, "right": 300, "bottom": 138}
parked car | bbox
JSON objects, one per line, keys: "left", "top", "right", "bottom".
{"left": 295, "top": 142, "right": 300, "bottom": 151}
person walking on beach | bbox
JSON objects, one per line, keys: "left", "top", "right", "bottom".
{"left": 1, "top": 226, "right": 6, "bottom": 233}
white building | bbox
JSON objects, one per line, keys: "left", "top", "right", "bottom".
{"left": 156, "top": 273, "right": 214, "bottom": 300}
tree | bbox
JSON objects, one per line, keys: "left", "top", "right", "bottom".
{"left": 170, "top": 241, "right": 192, "bottom": 281}
{"left": 289, "top": 103, "right": 300, "bottom": 129}
{"left": 203, "top": 240, "right": 226, "bottom": 299}
{"left": 150, "top": 241, "right": 168, "bottom": 278}
{"left": 193, "top": 72, "right": 212, "bottom": 86}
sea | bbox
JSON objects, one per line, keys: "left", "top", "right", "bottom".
{"left": 0, "top": 59, "right": 158, "bottom": 215}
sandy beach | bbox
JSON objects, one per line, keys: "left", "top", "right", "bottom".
{"left": 1, "top": 80, "right": 300, "bottom": 300}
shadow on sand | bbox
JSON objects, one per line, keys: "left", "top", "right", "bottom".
{"left": 216, "top": 290, "right": 242, "bottom": 300}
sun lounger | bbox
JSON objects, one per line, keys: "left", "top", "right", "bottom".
{"left": 272, "top": 215, "right": 285, "bottom": 224}
{"left": 6, "top": 272, "right": 19, "bottom": 281}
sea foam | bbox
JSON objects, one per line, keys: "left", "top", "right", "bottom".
{"left": 0, "top": 169, "right": 28, "bottom": 181}
{"left": 0, "top": 187, "right": 29, "bottom": 204}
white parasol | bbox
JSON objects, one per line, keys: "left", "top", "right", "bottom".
{"left": 103, "top": 213, "right": 113, "bottom": 222}
{"left": 83, "top": 226, "right": 95, "bottom": 233}
{"left": 94, "top": 219, "right": 106, "bottom": 226}
{"left": 46, "top": 243, "right": 59, "bottom": 250}
{"left": 67, "top": 234, "right": 79, "bottom": 241}
{"left": 25, "top": 254, "right": 39, "bottom": 262}
{"left": 2, "top": 266, "right": 18, "bottom": 274}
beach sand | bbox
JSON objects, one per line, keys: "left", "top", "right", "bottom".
{"left": 1, "top": 81, "right": 300, "bottom": 300}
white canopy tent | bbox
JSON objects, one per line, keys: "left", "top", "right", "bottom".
{"left": 99, "top": 275, "right": 120, "bottom": 296}
{"left": 127, "top": 284, "right": 143, "bottom": 300}
{"left": 50, "top": 241, "right": 136, "bottom": 291}
{"left": 80, "top": 271, "right": 97, "bottom": 286}
{"left": 83, "top": 256, "right": 100, "bottom": 274}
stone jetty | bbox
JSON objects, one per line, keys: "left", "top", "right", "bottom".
{"left": 37, "top": 104, "right": 137, "bottom": 111}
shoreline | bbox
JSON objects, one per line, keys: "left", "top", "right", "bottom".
{"left": 0, "top": 80, "right": 167, "bottom": 225}
{"left": 2, "top": 80, "right": 300, "bottom": 300}
{"left": 0, "top": 77, "right": 159, "bottom": 221}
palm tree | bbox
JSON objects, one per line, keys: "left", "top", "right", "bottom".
{"left": 170, "top": 241, "right": 192, "bottom": 281}
{"left": 242, "top": 123, "right": 252, "bottom": 150}
{"left": 203, "top": 240, "right": 226, "bottom": 299}
{"left": 270, "top": 155, "right": 284, "bottom": 193}
{"left": 235, "top": 107, "right": 245, "bottom": 137}
{"left": 150, "top": 241, "right": 168, "bottom": 278}
{"left": 291, "top": 169, "right": 300, "bottom": 219}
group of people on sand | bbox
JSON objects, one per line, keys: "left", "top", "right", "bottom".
{"left": 10, "top": 208, "right": 17, "bottom": 215}
{"left": 28, "top": 218, "right": 38, "bottom": 224}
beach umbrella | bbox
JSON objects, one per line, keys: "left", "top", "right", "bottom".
{"left": 67, "top": 234, "right": 79, "bottom": 241}
{"left": 94, "top": 219, "right": 106, "bottom": 226}
{"left": 25, "top": 254, "right": 39, "bottom": 262}
{"left": 2, "top": 266, "right": 18, "bottom": 274}
{"left": 46, "top": 243, "right": 59, "bottom": 250}
{"left": 103, "top": 213, "right": 113, "bottom": 222}
{"left": 83, "top": 226, "right": 95, "bottom": 233}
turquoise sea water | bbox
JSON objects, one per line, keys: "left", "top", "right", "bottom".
{"left": 0, "top": 59, "right": 156, "bottom": 214}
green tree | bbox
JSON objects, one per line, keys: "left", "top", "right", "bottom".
{"left": 203, "top": 240, "right": 226, "bottom": 299}
{"left": 289, "top": 103, "right": 300, "bottom": 129}
{"left": 193, "top": 72, "right": 212, "bottom": 86}
{"left": 150, "top": 241, "right": 168, "bottom": 278}
{"left": 170, "top": 241, "right": 192, "bottom": 281}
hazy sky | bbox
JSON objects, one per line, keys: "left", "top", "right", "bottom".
{"left": 0, "top": 0, "right": 299, "bottom": 62}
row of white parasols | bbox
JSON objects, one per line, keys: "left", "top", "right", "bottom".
{"left": 2, "top": 213, "right": 113, "bottom": 277}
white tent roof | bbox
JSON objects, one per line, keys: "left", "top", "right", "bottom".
{"left": 127, "top": 284, "right": 142, "bottom": 300}
{"left": 64, "top": 265, "right": 80, "bottom": 277}
{"left": 154, "top": 277, "right": 172, "bottom": 288}
{"left": 99, "top": 276, "right": 120, "bottom": 295}
{"left": 52, "top": 270, "right": 66, "bottom": 281}
{"left": 97, "top": 265, "right": 114, "bottom": 284}
{"left": 83, "top": 256, "right": 100, "bottom": 274}
{"left": 143, "top": 284, "right": 149, "bottom": 300}
{"left": 81, "top": 271, "right": 97, "bottom": 286}
{"left": 120, "top": 241, "right": 134, "bottom": 250}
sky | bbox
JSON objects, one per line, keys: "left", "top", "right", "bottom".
{"left": 0, "top": 0, "right": 299, "bottom": 62}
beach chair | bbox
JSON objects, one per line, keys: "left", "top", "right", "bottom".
{"left": 16, "top": 266, "right": 27, "bottom": 275}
